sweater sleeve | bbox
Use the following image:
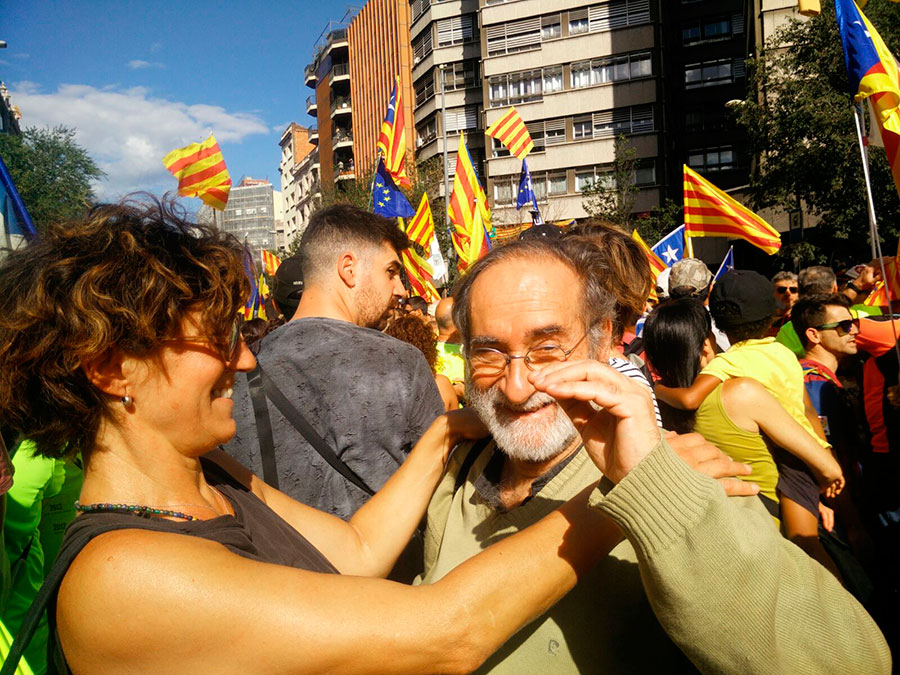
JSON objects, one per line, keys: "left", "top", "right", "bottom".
{"left": 588, "top": 440, "right": 891, "bottom": 674}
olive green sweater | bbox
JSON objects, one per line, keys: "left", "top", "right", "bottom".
{"left": 418, "top": 439, "right": 891, "bottom": 674}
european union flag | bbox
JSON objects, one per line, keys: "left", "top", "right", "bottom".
{"left": 516, "top": 159, "right": 542, "bottom": 222}
{"left": 713, "top": 246, "right": 734, "bottom": 283}
{"left": 373, "top": 158, "right": 415, "bottom": 218}
{"left": 651, "top": 225, "right": 685, "bottom": 268}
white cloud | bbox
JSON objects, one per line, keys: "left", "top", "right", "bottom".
{"left": 128, "top": 59, "right": 165, "bottom": 70}
{"left": 10, "top": 82, "right": 269, "bottom": 200}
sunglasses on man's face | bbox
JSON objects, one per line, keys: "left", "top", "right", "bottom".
{"left": 776, "top": 286, "right": 799, "bottom": 294}
{"left": 814, "top": 318, "right": 859, "bottom": 336}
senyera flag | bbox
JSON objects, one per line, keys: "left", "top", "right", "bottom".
{"left": 486, "top": 106, "right": 534, "bottom": 160}
{"left": 377, "top": 75, "right": 410, "bottom": 188}
{"left": 835, "top": 0, "right": 900, "bottom": 199}
{"left": 261, "top": 250, "right": 282, "bottom": 277}
{"left": 683, "top": 165, "right": 781, "bottom": 255}
{"left": 631, "top": 229, "right": 666, "bottom": 302}
{"left": 449, "top": 132, "right": 491, "bottom": 274}
{"left": 162, "top": 134, "right": 232, "bottom": 210}
{"left": 406, "top": 192, "right": 435, "bottom": 249}
{"left": 402, "top": 245, "right": 439, "bottom": 302}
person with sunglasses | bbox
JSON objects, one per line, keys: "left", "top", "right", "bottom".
{"left": 771, "top": 270, "right": 799, "bottom": 333}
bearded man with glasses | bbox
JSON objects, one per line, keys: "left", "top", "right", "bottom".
{"left": 413, "top": 238, "right": 888, "bottom": 673}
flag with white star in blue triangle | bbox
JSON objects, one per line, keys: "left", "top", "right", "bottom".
{"left": 372, "top": 158, "right": 415, "bottom": 218}
{"left": 651, "top": 224, "right": 686, "bottom": 268}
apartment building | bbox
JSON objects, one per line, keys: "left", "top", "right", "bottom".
{"left": 278, "top": 123, "right": 318, "bottom": 252}
{"left": 481, "top": 0, "right": 661, "bottom": 226}
{"left": 305, "top": 20, "right": 355, "bottom": 186}
{"left": 217, "top": 178, "right": 283, "bottom": 262}
{"left": 411, "top": 0, "right": 485, "bottom": 197}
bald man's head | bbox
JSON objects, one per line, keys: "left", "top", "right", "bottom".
{"left": 435, "top": 297, "right": 459, "bottom": 342}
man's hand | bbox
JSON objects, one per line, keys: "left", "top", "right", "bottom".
{"left": 818, "top": 502, "right": 835, "bottom": 533}
{"left": 530, "top": 359, "right": 659, "bottom": 484}
{"left": 856, "top": 261, "right": 882, "bottom": 291}
{"left": 664, "top": 430, "right": 759, "bottom": 497}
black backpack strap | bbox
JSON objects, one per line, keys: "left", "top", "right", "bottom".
{"left": 256, "top": 364, "right": 375, "bottom": 496}
{"left": 246, "top": 366, "right": 280, "bottom": 489}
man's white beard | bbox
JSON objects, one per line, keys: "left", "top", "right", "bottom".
{"left": 467, "top": 382, "right": 579, "bottom": 462}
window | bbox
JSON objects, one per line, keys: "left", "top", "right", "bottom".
{"left": 413, "top": 29, "right": 433, "bottom": 62}
{"left": 445, "top": 106, "right": 478, "bottom": 134}
{"left": 533, "top": 173, "right": 548, "bottom": 200}
{"left": 575, "top": 170, "right": 595, "bottom": 192}
{"left": 682, "top": 16, "right": 731, "bottom": 44}
{"left": 416, "top": 116, "right": 437, "bottom": 147}
{"left": 549, "top": 172, "right": 567, "bottom": 194}
{"left": 543, "top": 66, "right": 563, "bottom": 94}
{"left": 443, "top": 60, "right": 479, "bottom": 91}
{"left": 493, "top": 178, "right": 515, "bottom": 205}
{"left": 542, "top": 15, "right": 561, "bottom": 40}
{"left": 508, "top": 70, "right": 542, "bottom": 104}
{"left": 489, "top": 76, "right": 507, "bottom": 106}
{"left": 688, "top": 146, "right": 736, "bottom": 172}
{"left": 684, "top": 108, "right": 727, "bottom": 133}
{"left": 685, "top": 59, "right": 732, "bottom": 88}
{"left": 592, "top": 105, "right": 654, "bottom": 139}
{"left": 571, "top": 61, "right": 591, "bottom": 89}
{"left": 569, "top": 8, "right": 589, "bottom": 35}
{"left": 571, "top": 52, "right": 652, "bottom": 90}
{"left": 411, "top": 0, "right": 429, "bottom": 22}
{"left": 589, "top": 0, "right": 650, "bottom": 33}
{"left": 490, "top": 137, "right": 511, "bottom": 159}
{"left": 573, "top": 117, "right": 592, "bottom": 140}
{"left": 634, "top": 164, "right": 656, "bottom": 185}
{"left": 414, "top": 74, "right": 435, "bottom": 107}
{"left": 486, "top": 17, "right": 541, "bottom": 55}
{"left": 437, "top": 14, "right": 475, "bottom": 47}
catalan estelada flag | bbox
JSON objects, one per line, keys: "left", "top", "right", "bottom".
{"left": 449, "top": 132, "right": 491, "bottom": 273}
{"left": 836, "top": 0, "right": 900, "bottom": 199}
{"left": 632, "top": 229, "right": 666, "bottom": 301}
{"left": 377, "top": 76, "right": 410, "bottom": 188}
{"left": 402, "top": 245, "right": 439, "bottom": 302}
{"left": 486, "top": 107, "right": 534, "bottom": 160}
{"left": 162, "top": 134, "right": 232, "bottom": 210}
{"left": 406, "top": 193, "right": 435, "bottom": 249}
{"left": 683, "top": 165, "right": 781, "bottom": 255}
{"left": 261, "top": 250, "right": 282, "bottom": 277}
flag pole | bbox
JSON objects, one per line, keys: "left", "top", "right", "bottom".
{"left": 438, "top": 64, "right": 456, "bottom": 271}
{"left": 853, "top": 104, "right": 881, "bottom": 260}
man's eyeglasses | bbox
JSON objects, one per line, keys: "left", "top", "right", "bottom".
{"left": 814, "top": 318, "right": 859, "bottom": 336}
{"left": 468, "top": 330, "right": 591, "bottom": 377}
{"left": 775, "top": 286, "right": 799, "bottom": 294}
{"left": 162, "top": 315, "right": 244, "bottom": 361}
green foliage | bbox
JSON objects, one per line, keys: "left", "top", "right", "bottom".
{"left": 634, "top": 198, "right": 683, "bottom": 247}
{"left": 0, "top": 126, "right": 105, "bottom": 233}
{"left": 734, "top": 3, "right": 900, "bottom": 268}
{"left": 581, "top": 135, "right": 637, "bottom": 226}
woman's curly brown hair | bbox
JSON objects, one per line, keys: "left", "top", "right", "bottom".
{"left": 384, "top": 314, "right": 438, "bottom": 374}
{"left": 0, "top": 196, "right": 249, "bottom": 461}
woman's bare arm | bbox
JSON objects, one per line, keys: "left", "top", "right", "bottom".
{"left": 209, "top": 410, "right": 485, "bottom": 577}
{"left": 57, "top": 483, "right": 620, "bottom": 675}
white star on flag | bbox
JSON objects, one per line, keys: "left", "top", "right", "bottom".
{"left": 662, "top": 245, "right": 679, "bottom": 264}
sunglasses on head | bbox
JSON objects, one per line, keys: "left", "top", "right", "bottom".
{"left": 814, "top": 318, "right": 859, "bottom": 336}
{"left": 776, "top": 286, "right": 798, "bottom": 294}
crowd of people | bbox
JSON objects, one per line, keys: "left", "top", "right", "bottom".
{"left": 0, "top": 198, "right": 895, "bottom": 673}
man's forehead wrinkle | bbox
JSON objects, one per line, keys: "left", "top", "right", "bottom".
{"left": 470, "top": 323, "right": 569, "bottom": 348}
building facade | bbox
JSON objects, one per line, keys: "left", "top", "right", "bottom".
{"left": 217, "top": 177, "right": 283, "bottom": 263}
{"left": 278, "top": 123, "right": 318, "bottom": 252}
{"left": 0, "top": 82, "right": 21, "bottom": 136}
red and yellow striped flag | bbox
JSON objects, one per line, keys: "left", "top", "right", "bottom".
{"left": 402, "top": 246, "right": 439, "bottom": 302}
{"left": 683, "top": 165, "right": 781, "bottom": 255}
{"left": 450, "top": 132, "right": 491, "bottom": 274}
{"left": 377, "top": 76, "right": 410, "bottom": 188}
{"left": 406, "top": 193, "right": 434, "bottom": 249}
{"left": 632, "top": 229, "right": 666, "bottom": 302}
{"left": 485, "top": 106, "right": 534, "bottom": 160}
{"left": 261, "top": 250, "right": 282, "bottom": 277}
{"left": 162, "top": 134, "right": 232, "bottom": 210}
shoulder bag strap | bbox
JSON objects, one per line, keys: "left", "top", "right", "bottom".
{"left": 256, "top": 364, "right": 375, "bottom": 496}
{"left": 246, "top": 366, "right": 280, "bottom": 489}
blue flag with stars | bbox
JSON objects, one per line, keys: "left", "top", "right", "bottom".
{"left": 713, "top": 246, "right": 734, "bottom": 283}
{"left": 373, "top": 158, "right": 415, "bottom": 218}
{"left": 651, "top": 224, "right": 685, "bottom": 268}
{"left": 516, "top": 159, "right": 543, "bottom": 224}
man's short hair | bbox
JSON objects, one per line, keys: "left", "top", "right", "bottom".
{"left": 451, "top": 238, "right": 616, "bottom": 356}
{"left": 791, "top": 293, "right": 851, "bottom": 349}
{"left": 298, "top": 204, "right": 409, "bottom": 285}
{"left": 798, "top": 266, "right": 836, "bottom": 296}
{"left": 772, "top": 270, "right": 798, "bottom": 285}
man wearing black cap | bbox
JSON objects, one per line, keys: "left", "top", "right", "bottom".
{"left": 227, "top": 205, "right": 445, "bottom": 539}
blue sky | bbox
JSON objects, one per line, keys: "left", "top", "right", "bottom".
{"left": 2, "top": 1, "right": 343, "bottom": 207}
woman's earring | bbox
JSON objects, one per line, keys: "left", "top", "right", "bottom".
{"left": 121, "top": 394, "right": 133, "bottom": 407}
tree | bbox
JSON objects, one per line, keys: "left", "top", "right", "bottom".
{"left": 581, "top": 135, "right": 638, "bottom": 226}
{"left": 734, "top": 3, "right": 900, "bottom": 268}
{"left": 0, "top": 126, "right": 105, "bottom": 233}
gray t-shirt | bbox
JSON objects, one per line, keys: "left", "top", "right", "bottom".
{"left": 226, "top": 317, "right": 444, "bottom": 520}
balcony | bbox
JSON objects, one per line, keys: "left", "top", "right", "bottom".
{"left": 309, "top": 125, "right": 319, "bottom": 145}
{"left": 330, "top": 95, "right": 351, "bottom": 118}
{"left": 335, "top": 158, "right": 355, "bottom": 182}
{"left": 332, "top": 130, "right": 353, "bottom": 150}
{"left": 304, "top": 63, "right": 317, "bottom": 87}
{"left": 306, "top": 95, "right": 317, "bottom": 115}
{"left": 330, "top": 61, "right": 350, "bottom": 84}
{"left": 327, "top": 28, "right": 348, "bottom": 51}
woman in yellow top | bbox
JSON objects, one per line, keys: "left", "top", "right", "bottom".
{"left": 643, "top": 298, "right": 844, "bottom": 549}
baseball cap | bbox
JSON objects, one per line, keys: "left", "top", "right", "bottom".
{"left": 272, "top": 256, "right": 304, "bottom": 317}
{"left": 669, "top": 258, "right": 713, "bottom": 297}
{"left": 709, "top": 270, "right": 778, "bottom": 324}
{"left": 656, "top": 267, "right": 672, "bottom": 299}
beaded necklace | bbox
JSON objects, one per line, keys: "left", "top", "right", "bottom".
{"left": 75, "top": 501, "right": 198, "bottom": 520}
